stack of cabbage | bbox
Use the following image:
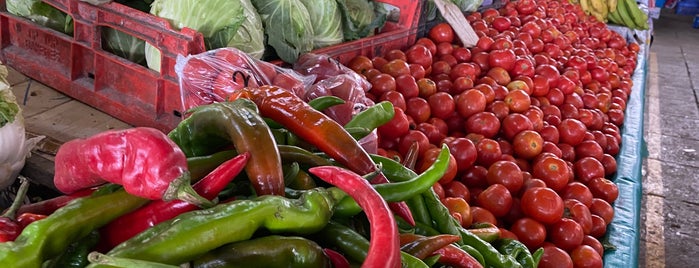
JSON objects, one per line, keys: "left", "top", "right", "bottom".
{"left": 146, "top": 0, "right": 387, "bottom": 68}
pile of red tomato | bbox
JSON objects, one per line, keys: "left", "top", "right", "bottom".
{"left": 345, "top": 0, "right": 641, "bottom": 267}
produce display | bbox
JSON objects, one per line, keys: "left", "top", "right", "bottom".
{"left": 570, "top": 0, "right": 649, "bottom": 29}
{"left": 0, "top": 0, "right": 647, "bottom": 266}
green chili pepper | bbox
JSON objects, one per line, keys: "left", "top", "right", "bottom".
{"left": 343, "top": 101, "right": 395, "bottom": 140}
{"left": 168, "top": 99, "right": 285, "bottom": 196}
{"left": 187, "top": 150, "right": 237, "bottom": 182}
{"left": 315, "top": 221, "right": 429, "bottom": 268}
{"left": 92, "top": 188, "right": 335, "bottom": 266}
{"left": 370, "top": 154, "right": 432, "bottom": 225}
{"left": 494, "top": 239, "right": 539, "bottom": 268}
{"left": 278, "top": 145, "right": 335, "bottom": 167}
{"left": 532, "top": 247, "right": 544, "bottom": 267}
{"left": 44, "top": 230, "right": 100, "bottom": 268}
{"left": 288, "top": 169, "right": 317, "bottom": 190}
{"left": 87, "top": 252, "right": 178, "bottom": 268}
{"left": 460, "top": 244, "right": 486, "bottom": 267}
{"left": 191, "top": 235, "right": 330, "bottom": 268}
{"left": 308, "top": 95, "right": 346, "bottom": 111}
{"left": 333, "top": 144, "right": 450, "bottom": 217}
{"left": 458, "top": 228, "right": 522, "bottom": 268}
{"left": 0, "top": 186, "right": 149, "bottom": 267}
{"left": 467, "top": 222, "right": 501, "bottom": 243}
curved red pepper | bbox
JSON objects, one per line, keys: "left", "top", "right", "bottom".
{"left": 53, "top": 127, "right": 212, "bottom": 207}
{"left": 309, "top": 166, "right": 400, "bottom": 268}
{"left": 15, "top": 188, "right": 96, "bottom": 216}
{"left": 323, "top": 248, "right": 351, "bottom": 268}
{"left": 231, "top": 86, "right": 414, "bottom": 225}
{"left": 433, "top": 244, "right": 484, "bottom": 268}
{"left": 98, "top": 152, "right": 249, "bottom": 250}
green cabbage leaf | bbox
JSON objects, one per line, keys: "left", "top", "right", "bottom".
{"left": 251, "top": 0, "right": 314, "bottom": 63}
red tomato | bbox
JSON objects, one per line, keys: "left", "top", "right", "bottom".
{"left": 548, "top": 218, "right": 585, "bottom": 251}
{"left": 470, "top": 206, "right": 498, "bottom": 225}
{"left": 416, "top": 38, "right": 438, "bottom": 55}
{"left": 538, "top": 246, "right": 573, "bottom": 268}
{"left": 419, "top": 147, "right": 458, "bottom": 184}
{"left": 477, "top": 184, "right": 513, "bottom": 217}
{"left": 369, "top": 74, "right": 397, "bottom": 96}
{"left": 442, "top": 197, "right": 473, "bottom": 228}
{"left": 511, "top": 217, "right": 547, "bottom": 249}
{"left": 476, "top": 138, "right": 503, "bottom": 168}
{"left": 558, "top": 119, "right": 588, "bottom": 146}
{"left": 455, "top": 89, "right": 487, "bottom": 119}
{"left": 600, "top": 153, "right": 617, "bottom": 176}
{"left": 429, "top": 23, "right": 455, "bottom": 43}
{"left": 504, "top": 89, "right": 532, "bottom": 113}
{"left": 561, "top": 181, "right": 594, "bottom": 207}
{"left": 427, "top": 92, "right": 456, "bottom": 120}
{"left": 589, "top": 198, "right": 614, "bottom": 224}
{"left": 398, "top": 130, "right": 431, "bottom": 159}
{"left": 487, "top": 161, "right": 524, "bottom": 193}
{"left": 521, "top": 187, "right": 564, "bottom": 225}
{"left": 589, "top": 214, "right": 608, "bottom": 238}
{"left": 405, "top": 97, "right": 431, "bottom": 124}
{"left": 582, "top": 235, "right": 604, "bottom": 256}
{"left": 501, "top": 113, "right": 533, "bottom": 140}
{"left": 405, "top": 44, "right": 433, "bottom": 69}
{"left": 587, "top": 177, "right": 619, "bottom": 203}
{"left": 379, "top": 91, "right": 406, "bottom": 111}
{"left": 416, "top": 122, "right": 446, "bottom": 145}
{"left": 532, "top": 155, "right": 570, "bottom": 192}
{"left": 443, "top": 137, "right": 478, "bottom": 172}
{"left": 570, "top": 245, "right": 603, "bottom": 268}
{"left": 513, "top": 130, "right": 544, "bottom": 160}
{"left": 489, "top": 49, "right": 517, "bottom": 71}
{"left": 347, "top": 55, "right": 374, "bottom": 74}
{"left": 573, "top": 157, "right": 605, "bottom": 184}
{"left": 378, "top": 107, "right": 410, "bottom": 139}
{"left": 414, "top": 77, "right": 435, "bottom": 99}
{"left": 460, "top": 165, "right": 489, "bottom": 188}
{"left": 466, "top": 112, "right": 501, "bottom": 138}
{"left": 564, "top": 199, "right": 593, "bottom": 235}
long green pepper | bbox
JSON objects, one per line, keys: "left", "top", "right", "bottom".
{"left": 90, "top": 188, "right": 335, "bottom": 266}
{"left": 315, "top": 221, "right": 429, "bottom": 268}
{"left": 0, "top": 186, "right": 149, "bottom": 267}
{"left": 333, "top": 144, "right": 451, "bottom": 217}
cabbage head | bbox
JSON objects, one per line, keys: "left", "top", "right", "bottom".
{"left": 7, "top": 0, "right": 73, "bottom": 35}
{"left": 208, "top": 0, "right": 265, "bottom": 59}
{"left": 336, "top": 0, "right": 387, "bottom": 41}
{"left": 298, "top": 0, "right": 343, "bottom": 49}
{"left": 251, "top": 0, "right": 314, "bottom": 63}
{"left": 145, "top": 0, "right": 265, "bottom": 72}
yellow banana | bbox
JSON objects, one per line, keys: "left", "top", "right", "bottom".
{"left": 608, "top": 0, "right": 618, "bottom": 13}
{"left": 590, "top": 0, "right": 608, "bottom": 14}
{"left": 580, "top": 0, "right": 593, "bottom": 15}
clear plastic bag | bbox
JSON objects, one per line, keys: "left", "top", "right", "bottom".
{"left": 175, "top": 47, "right": 315, "bottom": 112}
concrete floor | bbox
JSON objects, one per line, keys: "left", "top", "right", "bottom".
{"left": 639, "top": 9, "right": 699, "bottom": 268}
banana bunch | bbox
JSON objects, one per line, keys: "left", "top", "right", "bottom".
{"left": 573, "top": 0, "right": 649, "bottom": 29}
{"left": 607, "top": 0, "right": 650, "bottom": 29}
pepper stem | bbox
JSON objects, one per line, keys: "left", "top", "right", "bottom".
{"left": 2, "top": 176, "right": 30, "bottom": 219}
{"left": 87, "top": 252, "right": 179, "bottom": 268}
{"left": 162, "top": 172, "right": 215, "bottom": 208}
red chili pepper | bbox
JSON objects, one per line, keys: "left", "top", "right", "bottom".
{"left": 433, "top": 244, "right": 484, "bottom": 268}
{"left": 15, "top": 213, "right": 47, "bottom": 229}
{"left": 400, "top": 233, "right": 462, "bottom": 260}
{"left": 98, "top": 152, "right": 249, "bottom": 250}
{"left": 0, "top": 176, "right": 30, "bottom": 242}
{"left": 231, "top": 85, "right": 414, "bottom": 225}
{"left": 15, "top": 188, "right": 96, "bottom": 216}
{"left": 309, "top": 166, "right": 400, "bottom": 268}
{"left": 53, "top": 127, "right": 213, "bottom": 207}
{"left": 323, "top": 248, "right": 351, "bottom": 268}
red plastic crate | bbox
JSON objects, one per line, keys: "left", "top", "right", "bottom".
{"left": 0, "top": 0, "right": 423, "bottom": 131}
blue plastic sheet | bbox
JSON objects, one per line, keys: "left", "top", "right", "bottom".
{"left": 602, "top": 36, "right": 649, "bottom": 268}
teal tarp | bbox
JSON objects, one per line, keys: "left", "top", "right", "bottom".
{"left": 602, "top": 36, "right": 649, "bottom": 267}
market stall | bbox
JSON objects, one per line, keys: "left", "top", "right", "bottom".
{"left": 0, "top": 0, "right": 652, "bottom": 267}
